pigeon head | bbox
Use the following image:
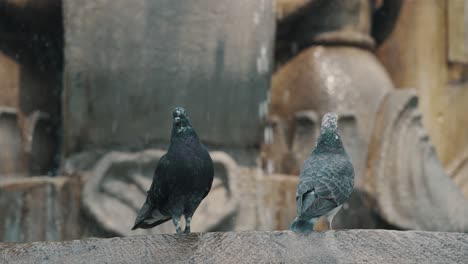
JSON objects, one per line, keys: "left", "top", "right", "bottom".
{"left": 320, "top": 112, "right": 338, "bottom": 133}
{"left": 172, "top": 107, "right": 192, "bottom": 134}
{"left": 316, "top": 112, "right": 342, "bottom": 149}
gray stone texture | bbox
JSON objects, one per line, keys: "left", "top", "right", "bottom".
{"left": 0, "top": 177, "right": 82, "bottom": 242}
{"left": 62, "top": 0, "right": 275, "bottom": 156}
{"left": 1, "top": 230, "right": 467, "bottom": 264}
{"left": 365, "top": 89, "right": 468, "bottom": 232}
{"left": 81, "top": 150, "right": 239, "bottom": 236}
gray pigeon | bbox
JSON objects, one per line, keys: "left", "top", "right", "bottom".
{"left": 132, "top": 107, "right": 214, "bottom": 234}
{"left": 290, "top": 112, "right": 354, "bottom": 233}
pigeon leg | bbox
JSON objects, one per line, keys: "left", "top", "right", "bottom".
{"left": 184, "top": 216, "right": 192, "bottom": 234}
{"left": 173, "top": 215, "right": 182, "bottom": 234}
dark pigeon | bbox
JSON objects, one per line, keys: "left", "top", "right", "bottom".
{"left": 290, "top": 112, "right": 355, "bottom": 233}
{"left": 132, "top": 107, "right": 214, "bottom": 234}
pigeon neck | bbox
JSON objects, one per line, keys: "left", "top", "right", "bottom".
{"left": 315, "top": 131, "right": 345, "bottom": 154}
{"left": 170, "top": 128, "right": 199, "bottom": 144}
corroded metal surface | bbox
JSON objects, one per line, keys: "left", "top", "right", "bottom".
{"left": 0, "top": 230, "right": 467, "bottom": 264}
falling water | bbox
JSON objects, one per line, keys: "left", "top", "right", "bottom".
{"left": 263, "top": 125, "right": 275, "bottom": 175}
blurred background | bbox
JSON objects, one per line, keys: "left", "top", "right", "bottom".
{"left": 0, "top": 0, "right": 467, "bottom": 243}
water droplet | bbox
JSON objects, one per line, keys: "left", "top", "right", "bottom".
{"left": 256, "top": 45, "right": 269, "bottom": 74}
{"left": 266, "top": 159, "right": 274, "bottom": 174}
{"left": 253, "top": 12, "right": 260, "bottom": 25}
{"left": 264, "top": 126, "right": 273, "bottom": 144}
{"left": 112, "top": 120, "right": 118, "bottom": 133}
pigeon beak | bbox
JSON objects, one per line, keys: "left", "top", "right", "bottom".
{"left": 174, "top": 117, "right": 181, "bottom": 123}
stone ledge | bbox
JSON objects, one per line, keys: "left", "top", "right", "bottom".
{"left": 1, "top": 230, "right": 467, "bottom": 264}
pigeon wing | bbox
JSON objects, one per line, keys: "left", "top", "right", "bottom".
{"left": 147, "top": 154, "right": 174, "bottom": 207}
{"left": 296, "top": 155, "right": 354, "bottom": 218}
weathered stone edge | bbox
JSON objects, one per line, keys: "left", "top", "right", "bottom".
{"left": 0, "top": 230, "right": 467, "bottom": 264}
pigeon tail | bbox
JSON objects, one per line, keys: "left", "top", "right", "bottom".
{"left": 290, "top": 217, "right": 316, "bottom": 233}
{"left": 132, "top": 202, "right": 171, "bottom": 230}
